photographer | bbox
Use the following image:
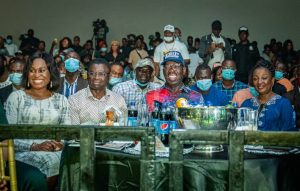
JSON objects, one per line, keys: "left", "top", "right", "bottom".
{"left": 93, "top": 19, "right": 109, "bottom": 42}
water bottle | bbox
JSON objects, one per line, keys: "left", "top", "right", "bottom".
{"left": 168, "top": 107, "right": 177, "bottom": 130}
{"left": 158, "top": 105, "right": 170, "bottom": 146}
{"left": 151, "top": 101, "right": 160, "bottom": 133}
{"left": 127, "top": 102, "right": 138, "bottom": 127}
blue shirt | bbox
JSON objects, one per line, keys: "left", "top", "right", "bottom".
{"left": 190, "top": 85, "right": 229, "bottom": 106}
{"left": 213, "top": 80, "right": 248, "bottom": 100}
{"left": 241, "top": 94, "right": 296, "bottom": 131}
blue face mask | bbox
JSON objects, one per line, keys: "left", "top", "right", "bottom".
{"left": 221, "top": 69, "right": 235, "bottom": 80}
{"left": 275, "top": 70, "right": 284, "bottom": 80}
{"left": 65, "top": 58, "right": 80, "bottom": 73}
{"left": 100, "top": 47, "right": 107, "bottom": 52}
{"left": 6, "top": 39, "right": 12, "bottom": 45}
{"left": 249, "top": 86, "right": 259, "bottom": 97}
{"left": 135, "top": 79, "right": 149, "bottom": 87}
{"left": 9, "top": 73, "right": 22, "bottom": 85}
{"left": 196, "top": 79, "right": 212, "bottom": 91}
{"left": 109, "top": 77, "right": 123, "bottom": 86}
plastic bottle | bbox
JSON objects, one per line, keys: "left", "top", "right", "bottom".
{"left": 168, "top": 107, "right": 177, "bottom": 130}
{"left": 158, "top": 104, "right": 170, "bottom": 146}
{"left": 151, "top": 101, "right": 160, "bottom": 134}
{"left": 127, "top": 102, "right": 138, "bottom": 127}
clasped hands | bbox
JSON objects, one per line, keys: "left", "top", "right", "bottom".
{"left": 31, "top": 140, "right": 63, "bottom": 152}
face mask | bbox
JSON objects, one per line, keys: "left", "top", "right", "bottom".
{"left": 275, "top": 70, "right": 284, "bottom": 80}
{"left": 196, "top": 79, "right": 212, "bottom": 91}
{"left": 6, "top": 39, "right": 12, "bottom": 45}
{"left": 221, "top": 69, "right": 235, "bottom": 80}
{"left": 109, "top": 77, "right": 123, "bottom": 86}
{"left": 135, "top": 78, "right": 149, "bottom": 87}
{"left": 9, "top": 73, "right": 22, "bottom": 85}
{"left": 100, "top": 47, "right": 107, "bottom": 52}
{"left": 164, "top": 36, "right": 174, "bottom": 43}
{"left": 249, "top": 86, "right": 259, "bottom": 97}
{"left": 65, "top": 58, "right": 80, "bottom": 73}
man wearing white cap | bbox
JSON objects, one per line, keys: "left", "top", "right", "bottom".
{"left": 153, "top": 24, "right": 190, "bottom": 81}
{"left": 112, "top": 58, "right": 161, "bottom": 105}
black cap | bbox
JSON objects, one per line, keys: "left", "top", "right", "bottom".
{"left": 212, "top": 20, "right": 222, "bottom": 30}
{"left": 238, "top": 26, "right": 249, "bottom": 35}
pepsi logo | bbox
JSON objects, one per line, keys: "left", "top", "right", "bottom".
{"left": 161, "top": 123, "right": 168, "bottom": 130}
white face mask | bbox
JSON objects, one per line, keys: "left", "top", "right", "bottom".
{"left": 164, "top": 36, "right": 174, "bottom": 43}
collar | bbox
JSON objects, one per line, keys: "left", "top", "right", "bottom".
{"left": 87, "top": 87, "right": 111, "bottom": 101}
{"left": 64, "top": 76, "right": 79, "bottom": 86}
{"left": 222, "top": 80, "right": 235, "bottom": 89}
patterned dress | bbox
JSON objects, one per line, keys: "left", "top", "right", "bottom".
{"left": 5, "top": 90, "right": 71, "bottom": 177}
{"left": 241, "top": 94, "right": 295, "bottom": 131}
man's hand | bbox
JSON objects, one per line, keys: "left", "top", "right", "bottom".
{"left": 31, "top": 140, "right": 63, "bottom": 151}
{"left": 0, "top": 179, "right": 8, "bottom": 191}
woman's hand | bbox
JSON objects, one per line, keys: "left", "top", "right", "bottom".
{"left": 31, "top": 140, "right": 63, "bottom": 151}
{"left": 0, "top": 179, "right": 8, "bottom": 191}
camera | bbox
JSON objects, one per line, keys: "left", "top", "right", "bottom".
{"left": 93, "top": 19, "right": 106, "bottom": 35}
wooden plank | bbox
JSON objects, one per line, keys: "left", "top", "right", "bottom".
{"left": 80, "top": 128, "right": 95, "bottom": 191}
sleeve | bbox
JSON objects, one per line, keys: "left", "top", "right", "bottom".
{"left": 180, "top": 43, "right": 190, "bottom": 60}
{"left": 240, "top": 99, "right": 252, "bottom": 108}
{"left": 4, "top": 91, "right": 20, "bottom": 124}
{"left": 68, "top": 96, "right": 81, "bottom": 125}
{"left": 153, "top": 46, "right": 161, "bottom": 63}
{"left": 279, "top": 98, "right": 296, "bottom": 131}
{"left": 59, "top": 96, "right": 71, "bottom": 125}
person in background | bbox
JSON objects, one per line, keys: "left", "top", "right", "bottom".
{"left": 0, "top": 56, "right": 11, "bottom": 89}
{"left": 120, "top": 37, "right": 131, "bottom": 61}
{"left": 198, "top": 20, "right": 231, "bottom": 69}
{"left": 57, "top": 51, "right": 88, "bottom": 98}
{"left": 213, "top": 59, "right": 248, "bottom": 100}
{"left": 4, "top": 53, "right": 71, "bottom": 190}
{"left": 4, "top": 35, "right": 18, "bottom": 56}
{"left": 261, "top": 44, "right": 273, "bottom": 62}
{"left": 282, "top": 39, "right": 297, "bottom": 67}
{"left": 105, "top": 40, "right": 125, "bottom": 65}
{"left": 128, "top": 37, "right": 149, "bottom": 69}
{"left": 0, "top": 58, "right": 25, "bottom": 105}
{"left": 79, "top": 40, "right": 94, "bottom": 58}
{"left": 194, "top": 38, "right": 201, "bottom": 53}
{"left": 146, "top": 51, "right": 203, "bottom": 111}
{"left": 275, "top": 61, "right": 294, "bottom": 92}
{"left": 68, "top": 58, "right": 127, "bottom": 125}
{"left": 212, "top": 65, "right": 222, "bottom": 83}
{"left": 232, "top": 26, "right": 260, "bottom": 84}
{"left": 174, "top": 27, "right": 183, "bottom": 42}
{"left": 241, "top": 60, "right": 295, "bottom": 131}
{"left": 108, "top": 62, "right": 124, "bottom": 90}
{"left": 188, "top": 47, "right": 204, "bottom": 79}
{"left": 187, "top": 36, "right": 194, "bottom": 50}
{"left": 284, "top": 65, "right": 300, "bottom": 128}
{"left": 113, "top": 58, "right": 160, "bottom": 106}
{"left": 190, "top": 64, "right": 229, "bottom": 106}
{"left": 0, "top": 37, "right": 9, "bottom": 56}
{"left": 71, "top": 36, "right": 83, "bottom": 54}
{"left": 19, "top": 29, "right": 40, "bottom": 56}
{"left": 154, "top": 24, "right": 190, "bottom": 81}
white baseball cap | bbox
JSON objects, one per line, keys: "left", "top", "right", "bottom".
{"left": 164, "top": 25, "right": 175, "bottom": 32}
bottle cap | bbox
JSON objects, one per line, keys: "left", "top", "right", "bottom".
{"left": 176, "top": 98, "right": 188, "bottom": 108}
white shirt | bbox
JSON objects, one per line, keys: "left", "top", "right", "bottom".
{"left": 208, "top": 34, "right": 226, "bottom": 69}
{"left": 188, "top": 53, "right": 204, "bottom": 77}
{"left": 154, "top": 40, "right": 189, "bottom": 80}
{"left": 5, "top": 43, "right": 18, "bottom": 56}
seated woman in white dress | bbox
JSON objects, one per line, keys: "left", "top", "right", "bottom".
{"left": 5, "top": 53, "right": 71, "bottom": 189}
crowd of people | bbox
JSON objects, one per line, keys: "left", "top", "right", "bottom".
{"left": 0, "top": 20, "right": 300, "bottom": 190}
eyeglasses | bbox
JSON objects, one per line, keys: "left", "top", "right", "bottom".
{"left": 88, "top": 71, "right": 108, "bottom": 77}
{"left": 164, "top": 63, "right": 182, "bottom": 70}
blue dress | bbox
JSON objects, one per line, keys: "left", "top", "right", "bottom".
{"left": 190, "top": 85, "right": 230, "bottom": 106}
{"left": 241, "top": 94, "right": 296, "bottom": 131}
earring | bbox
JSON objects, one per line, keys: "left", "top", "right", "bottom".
{"left": 27, "top": 81, "right": 30, "bottom": 88}
{"left": 50, "top": 81, "right": 53, "bottom": 88}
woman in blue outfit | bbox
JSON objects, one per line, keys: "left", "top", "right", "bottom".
{"left": 241, "top": 60, "right": 296, "bottom": 131}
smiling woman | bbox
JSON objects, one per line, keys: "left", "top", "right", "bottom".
{"left": 4, "top": 53, "right": 71, "bottom": 190}
{"left": 241, "top": 60, "right": 296, "bottom": 131}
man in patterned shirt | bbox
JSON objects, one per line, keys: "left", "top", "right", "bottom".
{"left": 212, "top": 59, "right": 248, "bottom": 100}
{"left": 112, "top": 58, "right": 161, "bottom": 106}
{"left": 146, "top": 51, "right": 204, "bottom": 111}
{"left": 68, "top": 58, "right": 127, "bottom": 125}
